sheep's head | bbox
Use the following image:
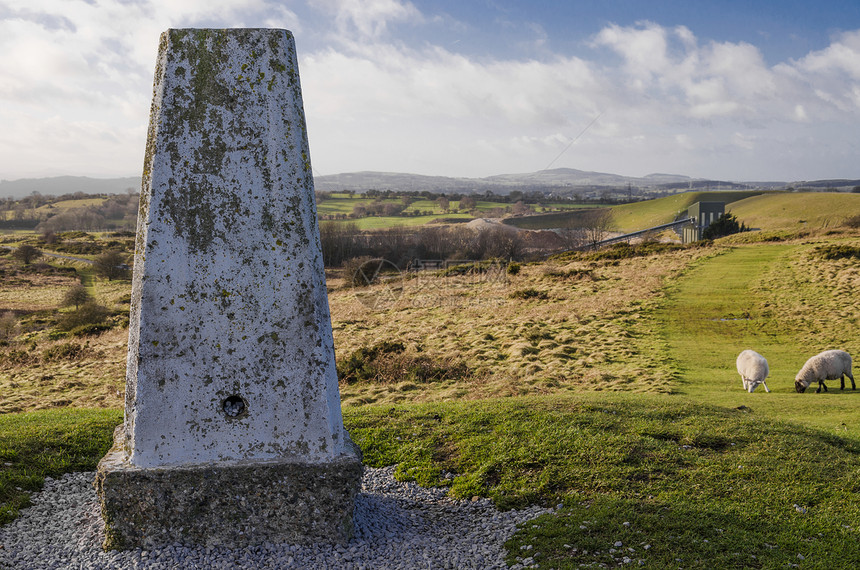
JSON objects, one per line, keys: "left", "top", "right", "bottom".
{"left": 795, "top": 379, "right": 808, "bottom": 393}
{"left": 748, "top": 380, "right": 764, "bottom": 393}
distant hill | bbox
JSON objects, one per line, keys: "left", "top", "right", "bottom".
{"left": 5, "top": 170, "right": 855, "bottom": 200}
{"left": 0, "top": 176, "right": 140, "bottom": 199}
{"left": 314, "top": 168, "right": 770, "bottom": 195}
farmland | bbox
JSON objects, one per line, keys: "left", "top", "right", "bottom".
{"left": 1, "top": 190, "right": 860, "bottom": 567}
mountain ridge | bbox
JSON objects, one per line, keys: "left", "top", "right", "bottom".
{"left": 3, "top": 170, "right": 855, "bottom": 199}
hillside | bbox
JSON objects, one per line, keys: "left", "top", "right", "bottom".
{"left": 506, "top": 190, "right": 860, "bottom": 235}
{"left": 728, "top": 192, "right": 860, "bottom": 230}
{"left": 0, "top": 176, "right": 139, "bottom": 199}
{"left": 609, "top": 190, "right": 767, "bottom": 232}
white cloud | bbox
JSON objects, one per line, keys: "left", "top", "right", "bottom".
{"left": 1, "top": 4, "right": 860, "bottom": 181}
{"left": 313, "top": 0, "right": 421, "bottom": 39}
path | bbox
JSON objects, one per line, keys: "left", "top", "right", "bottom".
{"left": 657, "top": 243, "right": 860, "bottom": 438}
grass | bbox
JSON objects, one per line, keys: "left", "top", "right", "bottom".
{"left": 729, "top": 192, "right": 860, "bottom": 231}
{"left": 2, "top": 208, "right": 860, "bottom": 565}
{"left": 343, "top": 393, "right": 860, "bottom": 568}
{"left": 329, "top": 244, "right": 713, "bottom": 406}
{"left": 0, "top": 408, "right": 121, "bottom": 524}
{"left": 609, "top": 191, "right": 766, "bottom": 233}
{"left": 657, "top": 240, "right": 860, "bottom": 435}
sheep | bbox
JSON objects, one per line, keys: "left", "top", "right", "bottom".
{"left": 794, "top": 350, "right": 855, "bottom": 393}
{"left": 736, "top": 350, "right": 770, "bottom": 393}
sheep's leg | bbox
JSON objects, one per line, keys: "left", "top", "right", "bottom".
{"left": 762, "top": 381, "right": 770, "bottom": 393}
{"left": 816, "top": 381, "right": 828, "bottom": 393}
{"left": 848, "top": 372, "right": 856, "bottom": 390}
{"left": 841, "top": 375, "right": 846, "bottom": 390}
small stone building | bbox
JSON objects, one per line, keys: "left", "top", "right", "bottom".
{"left": 683, "top": 201, "right": 725, "bottom": 243}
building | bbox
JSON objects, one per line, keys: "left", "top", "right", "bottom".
{"left": 682, "top": 201, "right": 725, "bottom": 243}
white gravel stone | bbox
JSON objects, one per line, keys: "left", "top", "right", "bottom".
{"left": 0, "top": 466, "right": 551, "bottom": 569}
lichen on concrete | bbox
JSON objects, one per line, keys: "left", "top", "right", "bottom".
{"left": 99, "top": 28, "right": 359, "bottom": 550}
{"left": 96, "top": 428, "right": 363, "bottom": 549}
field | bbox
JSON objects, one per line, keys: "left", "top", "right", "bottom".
{"left": 1, "top": 191, "right": 860, "bottom": 567}
{"left": 316, "top": 194, "right": 583, "bottom": 229}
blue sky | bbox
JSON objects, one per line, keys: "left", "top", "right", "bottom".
{"left": 2, "top": 0, "right": 860, "bottom": 183}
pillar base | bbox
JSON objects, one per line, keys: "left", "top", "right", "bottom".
{"left": 94, "top": 429, "right": 363, "bottom": 550}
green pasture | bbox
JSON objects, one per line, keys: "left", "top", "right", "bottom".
{"left": 729, "top": 192, "right": 860, "bottom": 231}
{"left": 658, "top": 242, "right": 860, "bottom": 437}
{"left": 35, "top": 198, "right": 106, "bottom": 212}
{"left": 608, "top": 190, "right": 765, "bottom": 232}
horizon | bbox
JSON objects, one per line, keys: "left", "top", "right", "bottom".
{"left": 3, "top": 1, "right": 860, "bottom": 182}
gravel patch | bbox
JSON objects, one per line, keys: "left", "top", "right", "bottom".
{"left": 0, "top": 466, "right": 551, "bottom": 569}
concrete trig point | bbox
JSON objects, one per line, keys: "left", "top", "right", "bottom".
{"left": 94, "top": 28, "right": 362, "bottom": 549}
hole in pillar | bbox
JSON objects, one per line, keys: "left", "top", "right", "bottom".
{"left": 222, "top": 395, "right": 247, "bottom": 418}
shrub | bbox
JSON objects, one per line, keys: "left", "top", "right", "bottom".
{"left": 92, "top": 250, "right": 130, "bottom": 281}
{"left": 509, "top": 288, "right": 549, "bottom": 300}
{"left": 507, "top": 262, "right": 521, "bottom": 275}
{"left": 701, "top": 213, "right": 748, "bottom": 240}
{"left": 0, "top": 311, "right": 18, "bottom": 341}
{"left": 543, "top": 267, "right": 592, "bottom": 281}
{"left": 0, "top": 348, "right": 33, "bottom": 366}
{"left": 11, "top": 245, "right": 41, "bottom": 265}
{"left": 843, "top": 214, "right": 860, "bottom": 229}
{"left": 812, "top": 244, "right": 860, "bottom": 261}
{"left": 68, "top": 323, "right": 113, "bottom": 337}
{"left": 42, "top": 342, "right": 86, "bottom": 361}
{"left": 62, "top": 285, "right": 93, "bottom": 310}
{"left": 56, "top": 302, "right": 109, "bottom": 332}
{"left": 337, "top": 341, "right": 470, "bottom": 384}
{"left": 342, "top": 256, "right": 401, "bottom": 288}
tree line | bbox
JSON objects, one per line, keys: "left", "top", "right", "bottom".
{"left": 0, "top": 192, "right": 138, "bottom": 231}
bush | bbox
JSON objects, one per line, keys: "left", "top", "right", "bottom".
{"left": 11, "top": 245, "right": 41, "bottom": 265}
{"left": 509, "top": 288, "right": 549, "bottom": 300}
{"left": 506, "top": 262, "right": 521, "bottom": 275}
{"left": 56, "top": 302, "right": 109, "bottom": 332}
{"left": 68, "top": 323, "right": 113, "bottom": 337}
{"left": 0, "top": 311, "right": 18, "bottom": 341}
{"left": 843, "top": 214, "right": 860, "bottom": 229}
{"left": 0, "top": 348, "right": 33, "bottom": 366}
{"left": 62, "top": 285, "right": 92, "bottom": 310}
{"left": 701, "top": 213, "right": 748, "bottom": 240}
{"left": 41, "top": 342, "right": 86, "bottom": 361}
{"left": 92, "top": 250, "right": 130, "bottom": 281}
{"left": 812, "top": 244, "right": 860, "bottom": 261}
{"left": 337, "top": 341, "right": 470, "bottom": 384}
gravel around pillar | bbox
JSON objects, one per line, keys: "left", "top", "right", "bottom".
{"left": 94, "top": 28, "right": 362, "bottom": 550}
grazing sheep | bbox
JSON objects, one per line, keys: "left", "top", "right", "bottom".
{"left": 736, "top": 350, "right": 770, "bottom": 393}
{"left": 794, "top": 350, "right": 855, "bottom": 394}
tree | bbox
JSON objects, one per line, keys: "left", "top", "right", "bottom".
{"left": 93, "top": 250, "right": 129, "bottom": 281}
{"left": 62, "top": 285, "right": 93, "bottom": 310}
{"left": 459, "top": 195, "right": 477, "bottom": 210}
{"left": 702, "top": 213, "right": 747, "bottom": 240}
{"left": 12, "top": 244, "right": 41, "bottom": 265}
{"left": 0, "top": 311, "right": 18, "bottom": 341}
{"left": 583, "top": 209, "right": 614, "bottom": 248}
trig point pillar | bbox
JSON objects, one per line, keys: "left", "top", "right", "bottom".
{"left": 94, "top": 28, "right": 362, "bottom": 549}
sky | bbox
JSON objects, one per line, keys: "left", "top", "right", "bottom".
{"left": 2, "top": 0, "right": 860, "bottom": 183}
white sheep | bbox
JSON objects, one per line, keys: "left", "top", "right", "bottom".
{"left": 794, "top": 350, "right": 855, "bottom": 394}
{"left": 736, "top": 350, "right": 770, "bottom": 393}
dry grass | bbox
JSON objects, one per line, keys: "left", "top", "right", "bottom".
{"left": 0, "top": 255, "right": 131, "bottom": 413}
{"left": 5, "top": 230, "right": 852, "bottom": 415}
{"left": 0, "top": 328, "right": 126, "bottom": 413}
{"left": 329, "top": 247, "right": 717, "bottom": 406}
{"left": 0, "top": 258, "right": 80, "bottom": 311}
